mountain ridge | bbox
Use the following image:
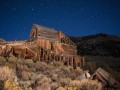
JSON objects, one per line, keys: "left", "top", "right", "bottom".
{"left": 69, "top": 33, "right": 120, "bottom": 57}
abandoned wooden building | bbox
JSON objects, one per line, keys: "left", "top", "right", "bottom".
{"left": 0, "top": 24, "right": 85, "bottom": 68}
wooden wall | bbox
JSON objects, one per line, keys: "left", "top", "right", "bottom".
{"left": 37, "top": 39, "right": 51, "bottom": 50}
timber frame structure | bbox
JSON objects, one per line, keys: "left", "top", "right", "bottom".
{"left": 0, "top": 24, "right": 85, "bottom": 68}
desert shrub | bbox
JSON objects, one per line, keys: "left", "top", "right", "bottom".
{"left": 21, "top": 71, "right": 31, "bottom": 81}
{"left": 51, "top": 74, "right": 58, "bottom": 82}
{"left": 19, "top": 80, "right": 31, "bottom": 90}
{"left": 56, "top": 86, "right": 65, "bottom": 90}
{"left": 0, "top": 80, "right": 4, "bottom": 90}
{"left": 37, "top": 77, "right": 51, "bottom": 85}
{"left": 4, "top": 62, "right": 13, "bottom": 68}
{"left": 35, "top": 83, "right": 51, "bottom": 90}
{"left": 69, "top": 67, "right": 74, "bottom": 72}
{"left": 0, "top": 66, "right": 15, "bottom": 81}
{"left": 25, "top": 59, "right": 35, "bottom": 68}
{"left": 0, "top": 56, "right": 6, "bottom": 64}
{"left": 52, "top": 61, "right": 63, "bottom": 67}
{"left": 69, "top": 73, "right": 77, "bottom": 80}
{"left": 17, "top": 64, "right": 29, "bottom": 71}
{"left": 30, "top": 67, "right": 36, "bottom": 72}
{"left": 35, "top": 61, "right": 46, "bottom": 71}
{"left": 79, "top": 79, "right": 102, "bottom": 90}
{"left": 74, "top": 67, "right": 83, "bottom": 76}
{"left": 47, "top": 63, "right": 55, "bottom": 70}
{"left": 61, "top": 67, "right": 70, "bottom": 76}
{"left": 4, "top": 79, "right": 20, "bottom": 90}
{"left": 51, "top": 82, "right": 60, "bottom": 90}
{"left": 58, "top": 73, "right": 66, "bottom": 79}
{"left": 59, "top": 78, "right": 71, "bottom": 87}
{"left": 69, "top": 79, "right": 102, "bottom": 90}
{"left": 68, "top": 87, "right": 77, "bottom": 90}
{"left": 17, "top": 58, "right": 24, "bottom": 64}
{"left": 69, "top": 80, "right": 80, "bottom": 87}
{"left": 8, "top": 56, "right": 17, "bottom": 63}
{"left": 30, "top": 73, "right": 44, "bottom": 81}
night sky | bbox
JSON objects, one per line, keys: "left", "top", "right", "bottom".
{"left": 0, "top": 0, "right": 120, "bottom": 41}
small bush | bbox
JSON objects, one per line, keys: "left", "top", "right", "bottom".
{"left": 69, "top": 79, "right": 102, "bottom": 90}
{"left": 0, "top": 56, "right": 6, "bottom": 64}
{"left": 0, "top": 66, "right": 15, "bottom": 81}
{"left": 61, "top": 67, "right": 70, "bottom": 77}
{"left": 21, "top": 71, "right": 31, "bottom": 81}
{"left": 35, "top": 83, "right": 51, "bottom": 90}
{"left": 17, "top": 64, "right": 29, "bottom": 71}
{"left": 8, "top": 56, "right": 17, "bottom": 63}
{"left": 37, "top": 77, "right": 51, "bottom": 85}
{"left": 56, "top": 86, "right": 65, "bottom": 90}
{"left": 60, "top": 78, "right": 71, "bottom": 87}
{"left": 51, "top": 74, "right": 58, "bottom": 82}
{"left": 4, "top": 79, "right": 20, "bottom": 90}
{"left": 51, "top": 82, "right": 59, "bottom": 90}
{"left": 35, "top": 61, "right": 46, "bottom": 71}
{"left": 69, "top": 73, "right": 77, "bottom": 80}
{"left": 0, "top": 80, "right": 4, "bottom": 90}
{"left": 25, "top": 59, "right": 35, "bottom": 68}
{"left": 47, "top": 63, "right": 55, "bottom": 70}
{"left": 69, "top": 80, "right": 80, "bottom": 87}
{"left": 17, "top": 59, "right": 24, "bottom": 64}
{"left": 4, "top": 62, "right": 13, "bottom": 68}
{"left": 19, "top": 81, "right": 31, "bottom": 90}
{"left": 52, "top": 61, "right": 63, "bottom": 67}
{"left": 74, "top": 67, "right": 83, "bottom": 76}
{"left": 79, "top": 79, "right": 102, "bottom": 90}
{"left": 68, "top": 87, "right": 77, "bottom": 90}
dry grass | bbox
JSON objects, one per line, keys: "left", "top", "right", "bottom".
{"left": 0, "top": 66, "right": 15, "bottom": 81}
{"left": 69, "top": 79, "right": 102, "bottom": 90}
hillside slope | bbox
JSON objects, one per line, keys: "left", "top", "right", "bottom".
{"left": 70, "top": 33, "right": 120, "bottom": 57}
{"left": 69, "top": 33, "right": 120, "bottom": 72}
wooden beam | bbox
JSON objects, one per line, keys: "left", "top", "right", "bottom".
{"left": 71, "top": 57, "right": 73, "bottom": 67}
{"left": 67, "top": 57, "right": 69, "bottom": 67}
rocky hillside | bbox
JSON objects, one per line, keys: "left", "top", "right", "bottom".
{"left": 69, "top": 33, "right": 120, "bottom": 75}
{"left": 69, "top": 33, "right": 120, "bottom": 57}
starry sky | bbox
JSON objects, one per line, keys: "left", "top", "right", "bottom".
{"left": 0, "top": 0, "right": 120, "bottom": 41}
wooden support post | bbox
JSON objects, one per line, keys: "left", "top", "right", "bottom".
{"left": 45, "top": 50, "right": 47, "bottom": 63}
{"left": 80, "top": 58, "right": 81, "bottom": 67}
{"left": 10, "top": 47, "right": 13, "bottom": 56}
{"left": 71, "top": 57, "right": 73, "bottom": 67}
{"left": 63, "top": 56, "right": 65, "bottom": 63}
{"left": 74, "top": 57, "right": 77, "bottom": 68}
{"left": 76, "top": 57, "right": 78, "bottom": 68}
{"left": 57, "top": 56, "right": 59, "bottom": 61}
{"left": 59, "top": 56, "right": 61, "bottom": 62}
{"left": 42, "top": 49, "right": 45, "bottom": 61}
{"left": 49, "top": 50, "right": 51, "bottom": 61}
{"left": 23, "top": 48, "right": 27, "bottom": 59}
{"left": 39, "top": 47, "right": 41, "bottom": 61}
{"left": 46, "top": 50, "right": 49, "bottom": 63}
{"left": 67, "top": 57, "right": 69, "bottom": 67}
{"left": 37, "top": 46, "right": 41, "bottom": 61}
{"left": 54, "top": 54, "right": 55, "bottom": 61}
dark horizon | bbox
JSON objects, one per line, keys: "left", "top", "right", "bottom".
{"left": 0, "top": 0, "right": 120, "bottom": 41}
